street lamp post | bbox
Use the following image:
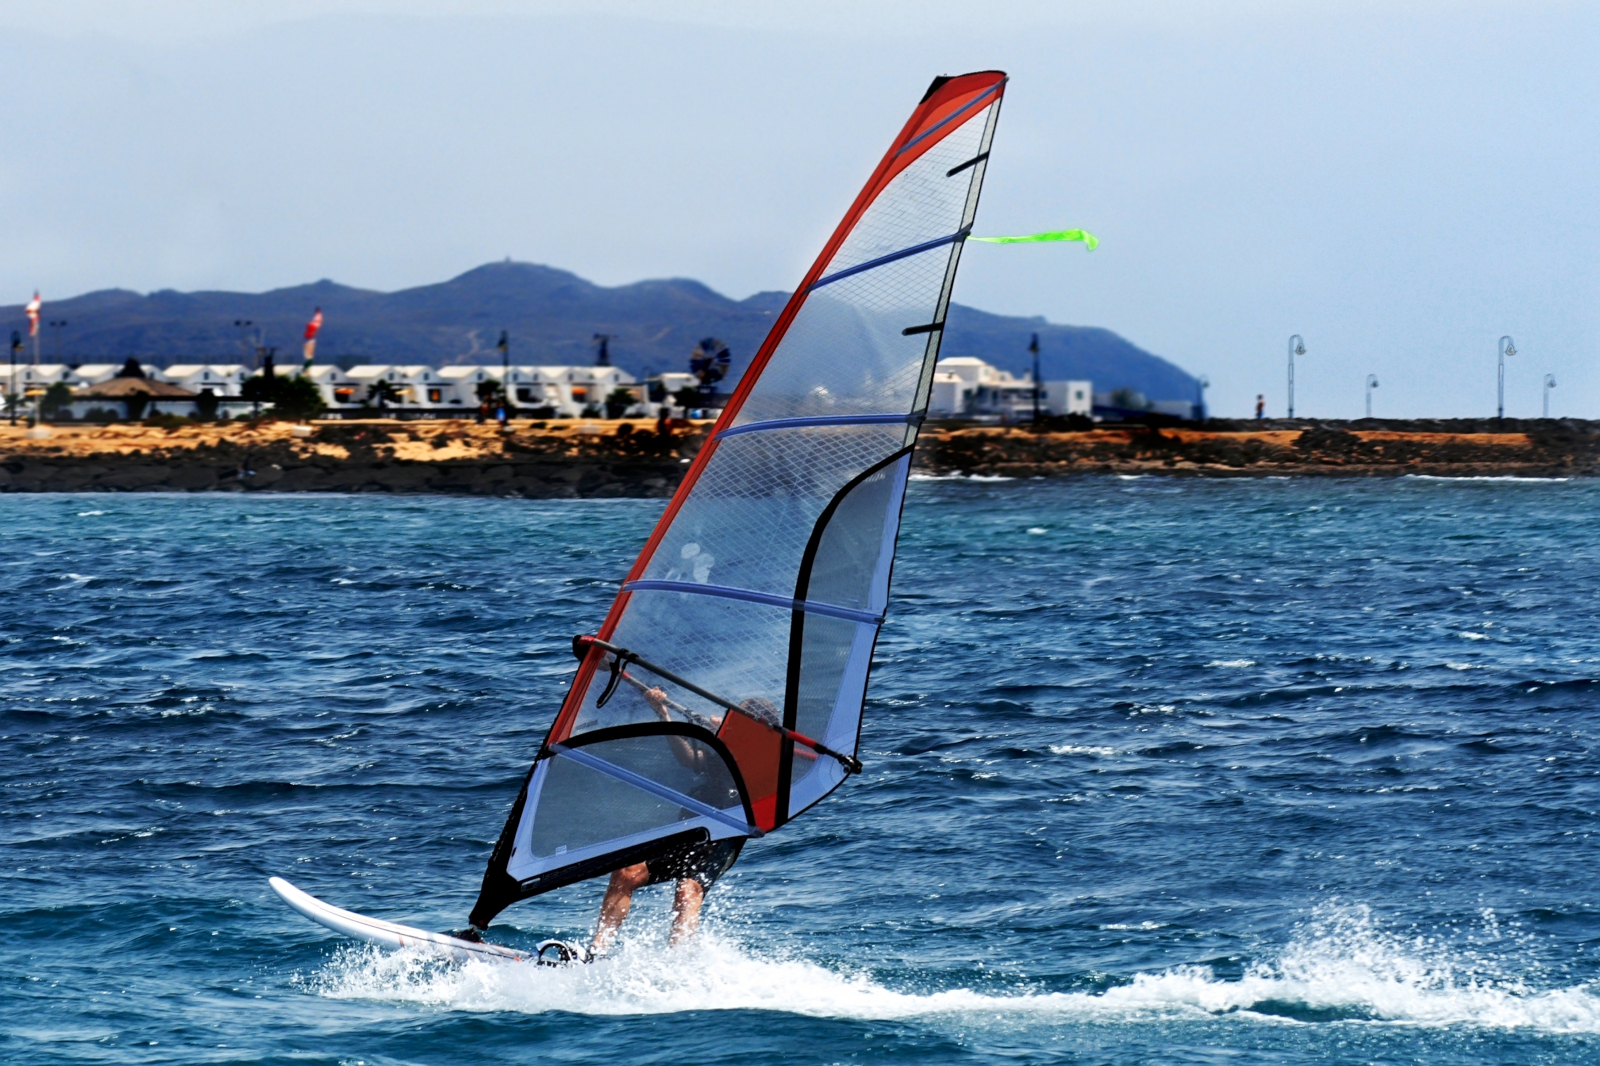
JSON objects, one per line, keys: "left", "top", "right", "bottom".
{"left": 1366, "top": 374, "right": 1379, "bottom": 419}
{"left": 8, "top": 331, "right": 19, "bottom": 425}
{"left": 1287, "top": 334, "right": 1306, "bottom": 419}
{"left": 234, "top": 319, "right": 262, "bottom": 371}
{"left": 1498, "top": 335, "right": 1516, "bottom": 421}
{"left": 498, "top": 330, "right": 512, "bottom": 418}
{"left": 1544, "top": 373, "right": 1557, "bottom": 419}
{"left": 1029, "top": 332, "right": 1041, "bottom": 423}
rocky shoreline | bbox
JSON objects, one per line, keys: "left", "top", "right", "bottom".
{"left": 1, "top": 417, "right": 1596, "bottom": 496}
{"left": 916, "top": 418, "right": 1600, "bottom": 480}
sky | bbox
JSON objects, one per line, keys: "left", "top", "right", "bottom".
{"left": 0, "top": 0, "right": 1594, "bottom": 418}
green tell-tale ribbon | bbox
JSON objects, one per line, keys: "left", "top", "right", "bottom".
{"left": 971, "top": 229, "right": 1099, "bottom": 251}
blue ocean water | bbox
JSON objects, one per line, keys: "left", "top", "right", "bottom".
{"left": 4, "top": 476, "right": 1600, "bottom": 1065}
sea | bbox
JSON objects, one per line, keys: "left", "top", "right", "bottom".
{"left": 4, "top": 475, "right": 1599, "bottom": 1065}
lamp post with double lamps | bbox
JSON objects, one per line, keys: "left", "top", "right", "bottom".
{"left": 1543, "top": 373, "right": 1557, "bottom": 419}
{"left": 1365, "top": 374, "right": 1379, "bottom": 419}
{"left": 234, "top": 319, "right": 264, "bottom": 371}
{"left": 47, "top": 319, "right": 67, "bottom": 363}
{"left": 1497, "top": 335, "right": 1516, "bottom": 421}
{"left": 1287, "top": 334, "right": 1306, "bottom": 418}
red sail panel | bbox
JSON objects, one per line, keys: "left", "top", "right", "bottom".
{"left": 470, "top": 71, "right": 1006, "bottom": 928}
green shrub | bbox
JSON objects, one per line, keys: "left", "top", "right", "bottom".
{"left": 40, "top": 381, "right": 74, "bottom": 419}
{"left": 242, "top": 373, "right": 326, "bottom": 420}
{"left": 604, "top": 387, "right": 636, "bottom": 419}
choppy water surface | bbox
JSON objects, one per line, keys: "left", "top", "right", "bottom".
{"left": 4, "top": 476, "right": 1600, "bottom": 1065}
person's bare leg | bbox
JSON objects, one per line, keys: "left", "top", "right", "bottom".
{"left": 669, "top": 878, "right": 707, "bottom": 946}
{"left": 592, "top": 863, "right": 649, "bottom": 954}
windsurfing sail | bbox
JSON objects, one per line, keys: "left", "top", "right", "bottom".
{"left": 470, "top": 70, "right": 1008, "bottom": 929}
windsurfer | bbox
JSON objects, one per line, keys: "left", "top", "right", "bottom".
{"left": 588, "top": 685, "right": 773, "bottom": 953}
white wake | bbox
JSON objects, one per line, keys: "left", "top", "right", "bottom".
{"left": 305, "top": 904, "right": 1600, "bottom": 1033}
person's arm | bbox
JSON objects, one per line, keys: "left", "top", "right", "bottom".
{"left": 643, "top": 687, "right": 703, "bottom": 770}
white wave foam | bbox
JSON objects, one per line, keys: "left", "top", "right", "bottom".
{"left": 907, "top": 473, "right": 1015, "bottom": 482}
{"left": 305, "top": 904, "right": 1600, "bottom": 1033}
{"left": 1206, "top": 659, "right": 1256, "bottom": 668}
{"left": 1049, "top": 744, "right": 1117, "bottom": 756}
{"left": 1405, "top": 474, "right": 1571, "bottom": 483}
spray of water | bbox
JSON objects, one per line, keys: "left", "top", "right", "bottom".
{"left": 305, "top": 904, "right": 1600, "bottom": 1033}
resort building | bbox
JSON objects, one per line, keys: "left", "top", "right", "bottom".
{"left": 68, "top": 364, "right": 142, "bottom": 388}
{"left": 4, "top": 364, "right": 71, "bottom": 394}
{"left": 155, "top": 365, "right": 250, "bottom": 397}
{"left": 928, "top": 356, "right": 1091, "bottom": 421}
{"left": 64, "top": 368, "right": 198, "bottom": 421}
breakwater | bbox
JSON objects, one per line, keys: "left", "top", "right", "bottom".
{"left": 2, "top": 418, "right": 1597, "bottom": 495}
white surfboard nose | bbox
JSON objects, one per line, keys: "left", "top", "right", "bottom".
{"left": 268, "top": 876, "right": 526, "bottom": 962}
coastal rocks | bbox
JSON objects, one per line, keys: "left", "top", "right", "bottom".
{"left": 3, "top": 418, "right": 1597, "bottom": 494}
{"left": 0, "top": 419, "right": 704, "bottom": 497}
{"left": 913, "top": 421, "right": 1600, "bottom": 479}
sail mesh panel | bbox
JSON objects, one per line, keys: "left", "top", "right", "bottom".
{"left": 511, "top": 733, "right": 743, "bottom": 884}
{"left": 802, "top": 462, "right": 902, "bottom": 614}
{"left": 639, "top": 425, "right": 906, "bottom": 600}
{"left": 730, "top": 247, "right": 954, "bottom": 424}
{"left": 822, "top": 111, "right": 988, "bottom": 274}
{"left": 572, "top": 591, "right": 792, "bottom": 735}
{"left": 785, "top": 455, "right": 910, "bottom": 816}
{"left": 731, "top": 104, "right": 994, "bottom": 426}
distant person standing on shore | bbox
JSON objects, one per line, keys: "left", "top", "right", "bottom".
{"left": 1255, "top": 394, "right": 1265, "bottom": 420}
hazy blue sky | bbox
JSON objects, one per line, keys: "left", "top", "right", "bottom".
{"left": 1, "top": 0, "right": 1594, "bottom": 417}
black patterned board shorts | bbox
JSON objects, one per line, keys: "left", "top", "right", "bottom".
{"left": 645, "top": 837, "right": 744, "bottom": 890}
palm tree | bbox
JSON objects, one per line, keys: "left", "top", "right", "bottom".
{"left": 367, "top": 380, "right": 402, "bottom": 410}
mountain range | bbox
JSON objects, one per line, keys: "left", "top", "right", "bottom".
{"left": 4, "top": 262, "right": 1199, "bottom": 400}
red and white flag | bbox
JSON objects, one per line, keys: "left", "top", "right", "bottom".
{"left": 302, "top": 307, "right": 323, "bottom": 367}
{"left": 24, "top": 292, "right": 40, "bottom": 336}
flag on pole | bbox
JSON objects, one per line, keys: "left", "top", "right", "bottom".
{"left": 24, "top": 292, "right": 41, "bottom": 336}
{"left": 302, "top": 307, "right": 323, "bottom": 368}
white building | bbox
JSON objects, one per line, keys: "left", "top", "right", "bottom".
{"left": 343, "top": 365, "right": 400, "bottom": 407}
{"left": 556, "top": 366, "right": 637, "bottom": 413}
{"left": 53, "top": 361, "right": 656, "bottom": 419}
{"left": 928, "top": 357, "right": 1036, "bottom": 419}
{"left": 4, "top": 364, "right": 71, "bottom": 394}
{"left": 928, "top": 356, "right": 1013, "bottom": 416}
{"left": 433, "top": 364, "right": 641, "bottom": 416}
{"left": 928, "top": 357, "right": 1093, "bottom": 420}
{"left": 1044, "top": 380, "right": 1093, "bottom": 417}
{"left": 436, "top": 365, "right": 502, "bottom": 408}
{"left": 301, "top": 365, "right": 355, "bottom": 406}
{"left": 393, "top": 365, "right": 445, "bottom": 406}
{"left": 157, "top": 364, "right": 250, "bottom": 397}
{"left": 66, "top": 364, "right": 130, "bottom": 387}
{"left": 507, "top": 367, "right": 569, "bottom": 411}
